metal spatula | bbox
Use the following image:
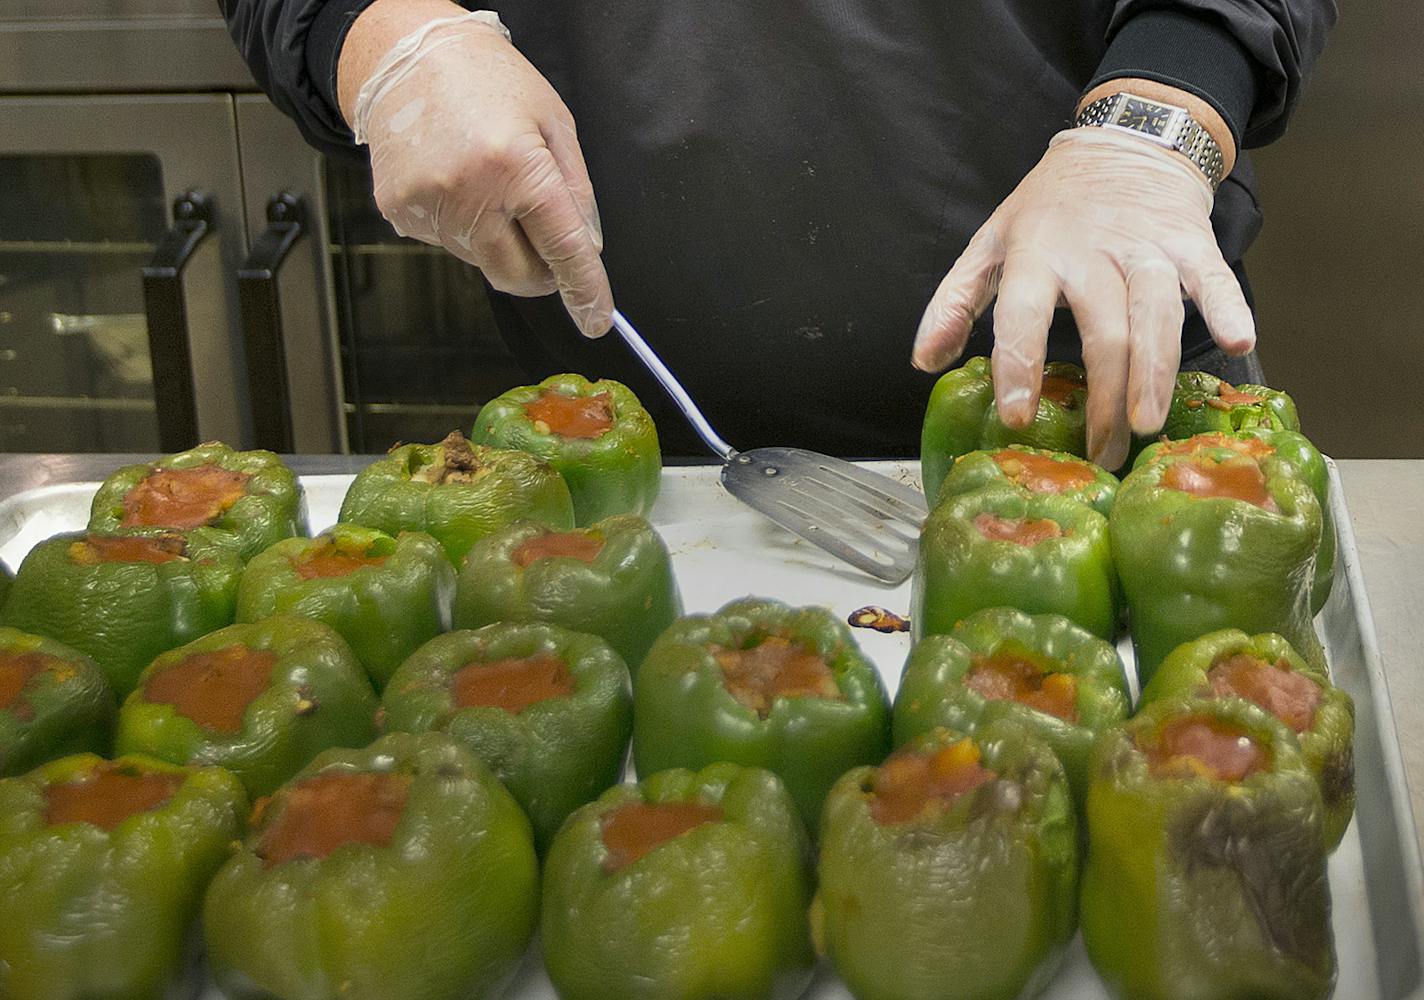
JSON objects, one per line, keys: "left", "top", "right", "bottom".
{"left": 611, "top": 310, "right": 928, "bottom": 583}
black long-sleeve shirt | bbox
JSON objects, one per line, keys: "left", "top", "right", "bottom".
{"left": 220, "top": 0, "right": 1335, "bottom": 455}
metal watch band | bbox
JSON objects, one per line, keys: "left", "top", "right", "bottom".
{"left": 1075, "top": 93, "right": 1226, "bottom": 191}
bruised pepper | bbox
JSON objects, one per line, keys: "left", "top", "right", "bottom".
{"left": 0, "top": 628, "right": 115, "bottom": 777}
{"left": 203, "top": 732, "right": 538, "bottom": 1000}
{"left": 1110, "top": 448, "right": 1325, "bottom": 683}
{"left": 814, "top": 723, "right": 1078, "bottom": 1000}
{"left": 921, "top": 357, "right": 1090, "bottom": 501}
{"left": 542, "top": 762, "right": 815, "bottom": 1000}
{"left": 892, "top": 607, "right": 1129, "bottom": 806}
{"left": 453, "top": 515, "right": 681, "bottom": 673}
{"left": 1141, "top": 629, "right": 1355, "bottom": 850}
{"left": 937, "top": 445, "right": 1119, "bottom": 515}
{"left": 1081, "top": 696, "right": 1335, "bottom": 1000}
{"left": 88, "top": 442, "right": 307, "bottom": 560}
{"left": 339, "top": 430, "right": 575, "bottom": 565}
{"left": 379, "top": 621, "right": 633, "bottom": 851}
{"left": 0, "top": 753, "right": 246, "bottom": 1000}
{"left": 236, "top": 524, "right": 455, "bottom": 689}
{"left": 0, "top": 529, "right": 243, "bottom": 696}
{"left": 913, "top": 485, "right": 1119, "bottom": 640}
{"left": 472, "top": 374, "right": 662, "bottom": 526}
{"left": 632, "top": 598, "right": 890, "bottom": 828}
{"left": 115, "top": 616, "right": 377, "bottom": 797}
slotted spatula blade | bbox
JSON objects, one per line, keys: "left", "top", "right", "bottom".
{"left": 611, "top": 310, "right": 928, "bottom": 584}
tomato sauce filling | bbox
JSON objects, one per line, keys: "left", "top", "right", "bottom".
{"left": 964, "top": 651, "right": 1079, "bottom": 722}
{"left": 1139, "top": 715, "right": 1268, "bottom": 782}
{"left": 120, "top": 465, "right": 250, "bottom": 531}
{"left": 870, "top": 738, "right": 997, "bottom": 825}
{"left": 1161, "top": 457, "right": 1277, "bottom": 510}
{"left": 1039, "top": 373, "right": 1085, "bottom": 408}
{"left": 512, "top": 530, "right": 605, "bottom": 568}
{"left": 712, "top": 636, "right": 841, "bottom": 718}
{"left": 1155, "top": 434, "right": 1274, "bottom": 459}
{"left": 523, "top": 391, "right": 615, "bottom": 439}
{"left": 257, "top": 771, "right": 411, "bottom": 867}
{"left": 991, "top": 450, "right": 1096, "bottom": 494}
{"left": 600, "top": 801, "right": 723, "bottom": 871}
{"left": 974, "top": 512, "right": 1064, "bottom": 546}
{"left": 44, "top": 762, "right": 184, "bottom": 830}
{"left": 144, "top": 644, "right": 279, "bottom": 733}
{"left": 292, "top": 537, "right": 388, "bottom": 579}
{"left": 1217, "top": 383, "right": 1266, "bottom": 406}
{"left": 451, "top": 653, "right": 575, "bottom": 714}
{"left": 1208, "top": 652, "right": 1323, "bottom": 734}
{"left": 0, "top": 651, "right": 65, "bottom": 718}
{"left": 68, "top": 533, "right": 186, "bottom": 565}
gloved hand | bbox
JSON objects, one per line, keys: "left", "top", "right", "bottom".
{"left": 911, "top": 127, "right": 1256, "bottom": 470}
{"left": 342, "top": 4, "right": 612, "bottom": 336}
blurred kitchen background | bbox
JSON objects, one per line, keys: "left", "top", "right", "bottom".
{"left": 0, "top": 1, "right": 1418, "bottom": 458}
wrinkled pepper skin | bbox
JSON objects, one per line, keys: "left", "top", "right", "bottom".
{"left": 815, "top": 723, "right": 1078, "bottom": 1000}
{"left": 1136, "top": 429, "right": 1336, "bottom": 613}
{"left": 88, "top": 442, "right": 307, "bottom": 561}
{"left": 542, "top": 762, "right": 815, "bottom": 1000}
{"left": 1140, "top": 629, "right": 1355, "bottom": 850}
{"left": 939, "top": 445, "right": 1119, "bottom": 515}
{"left": 0, "top": 529, "right": 244, "bottom": 696}
{"left": 0, "top": 753, "right": 247, "bottom": 1000}
{"left": 632, "top": 598, "right": 890, "bottom": 829}
{"left": 913, "top": 485, "right": 1119, "bottom": 640}
{"left": 1110, "top": 449, "right": 1324, "bottom": 683}
{"left": 203, "top": 732, "right": 539, "bottom": 1000}
{"left": 471, "top": 373, "right": 661, "bottom": 525}
{"left": 452, "top": 516, "right": 681, "bottom": 673}
{"left": 236, "top": 525, "right": 455, "bottom": 690}
{"left": 115, "top": 617, "right": 377, "bottom": 798}
{"left": 379, "top": 622, "right": 633, "bottom": 851}
{"left": 339, "top": 431, "right": 575, "bottom": 565}
{"left": 1158, "top": 371, "right": 1300, "bottom": 439}
{"left": 0, "top": 628, "right": 116, "bottom": 777}
{"left": 1081, "top": 696, "right": 1335, "bottom": 1000}
{"left": 921, "top": 357, "right": 1089, "bottom": 502}
{"left": 892, "top": 608, "right": 1129, "bottom": 805}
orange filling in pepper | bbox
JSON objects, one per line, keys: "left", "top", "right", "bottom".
{"left": 120, "top": 465, "right": 251, "bottom": 531}
{"left": 964, "top": 651, "right": 1079, "bottom": 722}
{"left": 292, "top": 537, "right": 389, "bottom": 579}
{"left": 143, "top": 644, "right": 279, "bottom": 734}
{"left": 600, "top": 800, "right": 723, "bottom": 871}
{"left": 68, "top": 533, "right": 187, "bottom": 565}
{"left": 523, "top": 391, "right": 615, "bottom": 439}
{"left": 1217, "top": 383, "right": 1266, "bottom": 406}
{"left": 512, "top": 530, "right": 605, "bottom": 568}
{"left": 0, "top": 651, "right": 63, "bottom": 719}
{"left": 974, "top": 512, "right": 1064, "bottom": 546}
{"left": 870, "top": 738, "right": 997, "bottom": 825}
{"left": 257, "top": 771, "right": 411, "bottom": 867}
{"left": 713, "top": 636, "right": 841, "bottom": 718}
{"left": 1039, "top": 373, "right": 1085, "bottom": 408}
{"left": 1162, "top": 457, "right": 1278, "bottom": 510}
{"left": 1139, "top": 715, "right": 1268, "bottom": 782}
{"left": 44, "top": 762, "right": 184, "bottom": 831}
{"left": 1208, "top": 652, "right": 1323, "bottom": 734}
{"left": 991, "top": 450, "right": 1096, "bottom": 494}
{"left": 1154, "top": 433, "right": 1275, "bottom": 459}
{"left": 451, "top": 653, "right": 575, "bottom": 714}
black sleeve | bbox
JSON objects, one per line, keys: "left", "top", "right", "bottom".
{"left": 1087, "top": 1, "right": 1338, "bottom": 149}
{"left": 219, "top": 0, "right": 380, "bottom": 157}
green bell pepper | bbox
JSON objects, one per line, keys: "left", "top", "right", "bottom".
{"left": 921, "top": 356, "right": 1090, "bottom": 502}
{"left": 203, "top": 731, "right": 539, "bottom": 1000}
{"left": 0, "top": 562, "right": 12, "bottom": 607}
{"left": 379, "top": 621, "right": 632, "bottom": 851}
{"left": 1159, "top": 370, "right": 1300, "bottom": 438}
{"left": 471, "top": 373, "right": 661, "bottom": 525}
{"left": 892, "top": 607, "right": 1129, "bottom": 806}
{"left": 0, "top": 529, "right": 244, "bottom": 697}
{"left": 542, "top": 762, "right": 815, "bottom": 1000}
{"left": 452, "top": 515, "right": 681, "bottom": 673}
{"left": 115, "top": 616, "right": 377, "bottom": 798}
{"left": 913, "top": 485, "right": 1119, "bottom": 640}
{"left": 0, "top": 753, "right": 246, "bottom": 1000}
{"left": 938, "top": 444, "right": 1119, "bottom": 515}
{"left": 0, "top": 628, "right": 115, "bottom": 777}
{"left": 814, "top": 721, "right": 1078, "bottom": 1000}
{"left": 339, "top": 430, "right": 575, "bottom": 565}
{"left": 1110, "top": 447, "right": 1325, "bottom": 683}
{"left": 1081, "top": 695, "right": 1335, "bottom": 1000}
{"left": 236, "top": 525, "right": 455, "bottom": 690}
{"left": 632, "top": 597, "right": 890, "bottom": 829}
{"left": 88, "top": 442, "right": 307, "bottom": 561}
{"left": 1140, "top": 628, "right": 1355, "bottom": 850}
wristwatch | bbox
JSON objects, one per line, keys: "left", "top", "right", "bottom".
{"left": 1074, "top": 92, "right": 1225, "bottom": 191}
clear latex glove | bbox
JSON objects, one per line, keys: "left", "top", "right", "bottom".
{"left": 351, "top": 11, "right": 612, "bottom": 336}
{"left": 912, "top": 127, "right": 1256, "bottom": 470}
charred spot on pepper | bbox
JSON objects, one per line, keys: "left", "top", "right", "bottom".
{"left": 68, "top": 533, "right": 188, "bottom": 565}
{"left": 868, "top": 738, "right": 997, "bottom": 825}
{"left": 409, "top": 431, "right": 489, "bottom": 485}
{"left": 43, "top": 760, "right": 184, "bottom": 831}
{"left": 143, "top": 644, "right": 279, "bottom": 734}
{"left": 256, "top": 770, "right": 412, "bottom": 868}
{"left": 599, "top": 800, "right": 723, "bottom": 872}
{"left": 119, "top": 464, "right": 251, "bottom": 531}
{"left": 847, "top": 606, "right": 910, "bottom": 633}
{"left": 523, "top": 390, "right": 616, "bottom": 440}
{"left": 451, "top": 652, "right": 576, "bottom": 714}
{"left": 512, "top": 530, "right": 605, "bottom": 568}
{"left": 711, "top": 634, "right": 841, "bottom": 718}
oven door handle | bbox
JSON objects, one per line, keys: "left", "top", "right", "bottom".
{"left": 141, "top": 190, "right": 215, "bottom": 452}
{"left": 237, "top": 192, "right": 305, "bottom": 453}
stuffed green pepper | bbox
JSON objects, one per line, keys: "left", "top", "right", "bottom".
{"left": 1158, "top": 371, "right": 1300, "bottom": 440}
{"left": 937, "top": 445, "right": 1119, "bottom": 514}
{"left": 0, "top": 628, "right": 115, "bottom": 777}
